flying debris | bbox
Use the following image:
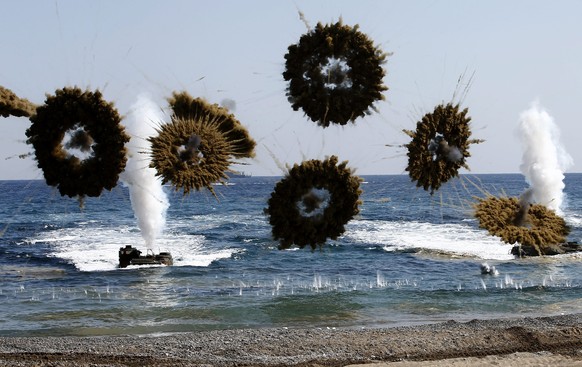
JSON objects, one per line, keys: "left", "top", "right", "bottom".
{"left": 404, "top": 103, "right": 483, "bottom": 194}
{"left": 283, "top": 19, "right": 388, "bottom": 127}
{"left": 266, "top": 155, "right": 362, "bottom": 250}
{"left": 480, "top": 262, "right": 499, "bottom": 276}
{"left": 25, "top": 87, "right": 130, "bottom": 201}
{"left": 0, "top": 86, "right": 37, "bottom": 118}
{"left": 149, "top": 91, "right": 256, "bottom": 196}
{"left": 474, "top": 195, "right": 572, "bottom": 256}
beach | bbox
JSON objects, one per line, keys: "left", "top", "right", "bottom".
{"left": 0, "top": 313, "right": 580, "bottom": 366}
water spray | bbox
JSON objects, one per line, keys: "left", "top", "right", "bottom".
{"left": 119, "top": 94, "right": 171, "bottom": 267}
{"left": 518, "top": 101, "right": 573, "bottom": 215}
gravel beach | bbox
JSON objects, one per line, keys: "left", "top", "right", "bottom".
{"left": 1, "top": 314, "right": 581, "bottom": 366}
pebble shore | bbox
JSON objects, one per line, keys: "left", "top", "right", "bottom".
{"left": 0, "top": 313, "right": 581, "bottom": 366}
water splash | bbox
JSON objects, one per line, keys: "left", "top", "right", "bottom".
{"left": 120, "top": 95, "right": 169, "bottom": 253}
{"left": 518, "top": 101, "right": 573, "bottom": 215}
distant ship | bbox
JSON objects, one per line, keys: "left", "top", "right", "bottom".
{"left": 211, "top": 171, "right": 251, "bottom": 186}
{"left": 227, "top": 171, "right": 251, "bottom": 179}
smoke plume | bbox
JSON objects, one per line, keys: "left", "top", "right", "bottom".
{"left": 513, "top": 188, "right": 533, "bottom": 227}
{"left": 120, "top": 95, "right": 169, "bottom": 252}
{"left": 518, "top": 101, "right": 573, "bottom": 215}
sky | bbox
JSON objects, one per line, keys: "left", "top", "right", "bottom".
{"left": 1, "top": 0, "right": 581, "bottom": 180}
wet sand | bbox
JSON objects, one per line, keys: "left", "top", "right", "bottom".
{"left": 0, "top": 313, "right": 580, "bottom": 366}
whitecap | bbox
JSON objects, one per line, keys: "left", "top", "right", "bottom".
{"left": 346, "top": 220, "right": 514, "bottom": 260}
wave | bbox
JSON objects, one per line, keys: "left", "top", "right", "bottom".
{"left": 346, "top": 220, "right": 515, "bottom": 260}
{"left": 26, "top": 225, "right": 239, "bottom": 272}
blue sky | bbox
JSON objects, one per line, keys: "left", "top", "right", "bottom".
{"left": 1, "top": 0, "right": 581, "bottom": 179}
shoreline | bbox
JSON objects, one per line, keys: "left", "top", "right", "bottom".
{"left": 0, "top": 313, "right": 581, "bottom": 366}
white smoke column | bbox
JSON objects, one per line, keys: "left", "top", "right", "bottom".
{"left": 120, "top": 94, "right": 169, "bottom": 253}
{"left": 518, "top": 101, "right": 573, "bottom": 215}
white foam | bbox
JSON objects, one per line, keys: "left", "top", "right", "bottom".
{"left": 28, "top": 225, "right": 238, "bottom": 272}
{"left": 346, "top": 220, "right": 515, "bottom": 260}
{"left": 564, "top": 211, "right": 582, "bottom": 226}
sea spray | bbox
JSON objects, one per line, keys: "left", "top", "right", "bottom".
{"left": 518, "top": 101, "right": 573, "bottom": 215}
{"left": 120, "top": 95, "right": 169, "bottom": 253}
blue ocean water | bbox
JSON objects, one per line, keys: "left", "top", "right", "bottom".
{"left": 0, "top": 174, "right": 581, "bottom": 336}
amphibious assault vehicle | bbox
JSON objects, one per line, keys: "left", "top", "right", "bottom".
{"left": 118, "top": 245, "right": 173, "bottom": 268}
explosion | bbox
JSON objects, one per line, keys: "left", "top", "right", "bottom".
{"left": 404, "top": 103, "right": 483, "bottom": 194}
{"left": 0, "top": 86, "right": 37, "bottom": 118}
{"left": 149, "top": 91, "right": 256, "bottom": 196}
{"left": 25, "top": 87, "right": 130, "bottom": 201}
{"left": 283, "top": 19, "right": 388, "bottom": 127}
{"left": 266, "top": 156, "right": 362, "bottom": 250}
{"left": 473, "top": 102, "right": 574, "bottom": 257}
{"left": 474, "top": 194, "right": 570, "bottom": 256}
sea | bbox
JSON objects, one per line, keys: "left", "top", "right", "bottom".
{"left": 1, "top": 174, "right": 581, "bottom": 337}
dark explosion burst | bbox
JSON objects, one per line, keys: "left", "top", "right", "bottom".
{"left": 404, "top": 103, "right": 483, "bottom": 194}
{"left": 474, "top": 195, "right": 570, "bottom": 256}
{"left": 283, "top": 20, "right": 388, "bottom": 127}
{"left": 0, "top": 86, "right": 37, "bottom": 118}
{"left": 26, "top": 87, "right": 130, "bottom": 200}
{"left": 149, "top": 91, "right": 256, "bottom": 196}
{"left": 266, "top": 156, "right": 362, "bottom": 250}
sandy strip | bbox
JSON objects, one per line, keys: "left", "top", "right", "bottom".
{"left": 349, "top": 352, "right": 582, "bottom": 367}
{"left": 0, "top": 314, "right": 580, "bottom": 366}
